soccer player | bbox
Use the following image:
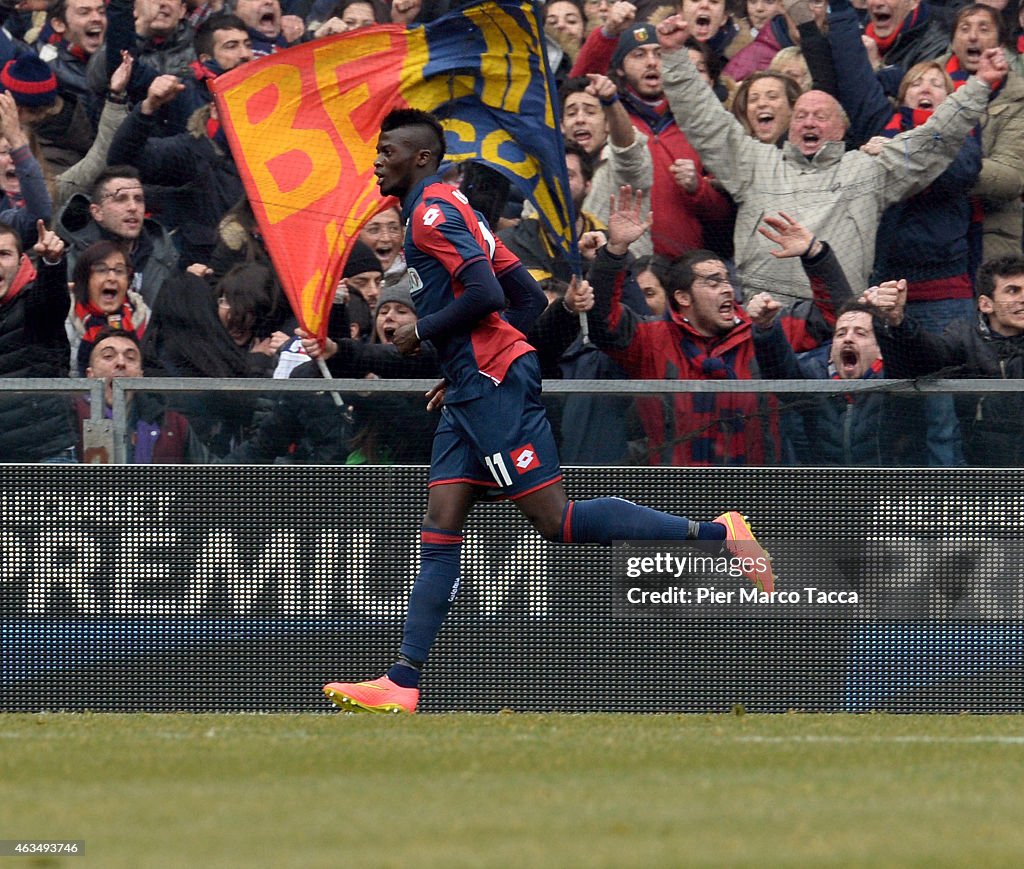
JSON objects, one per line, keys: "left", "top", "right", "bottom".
{"left": 322, "top": 108, "right": 775, "bottom": 714}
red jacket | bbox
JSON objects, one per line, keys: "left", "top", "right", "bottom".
{"left": 571, "top": 32, "right": 734, "bottom": 258}
{"left": 586, "top": 244, "right": 851, "bottom": 466}
{"left": 570, "top": 25, "right": 617, "bottom": 79}
{"left": 620, "top": 90, "right": 735, "bottom": 258}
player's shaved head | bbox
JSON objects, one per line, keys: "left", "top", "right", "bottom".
{"left": 380, "top": 108, "right": 446, "bottom": 169}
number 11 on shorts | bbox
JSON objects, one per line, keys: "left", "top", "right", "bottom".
{"left": 484, "top": 452, "right": 512, "bottom": 487}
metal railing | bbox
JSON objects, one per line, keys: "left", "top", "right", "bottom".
{"left": 0, "top": 376, "right": 1018, "bottom": 464}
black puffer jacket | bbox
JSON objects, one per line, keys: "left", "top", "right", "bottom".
{"left": 0, "top": 257, "right": 76, "bottom": 461}
{"left": 755, "top": 324, "right": 892, "bottom": 466}
{"left": 878, "top": 313, "right": 1024, "bottom": 466}
{"left": 107, "top": 104, "right": 245, "bottom": 267}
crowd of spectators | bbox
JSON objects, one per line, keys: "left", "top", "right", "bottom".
{"left": 0, "top": 0, "right": 1022, "bottom": 467}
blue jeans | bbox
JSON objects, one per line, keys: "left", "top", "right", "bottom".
{"left": 39, "top": 446, "right": 78, "bottom": 464}
{"left": 902, "top": 298, "right": 975, "bottom": 467}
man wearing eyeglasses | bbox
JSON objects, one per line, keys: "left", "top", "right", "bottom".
{"left": 55, "top": 165, "right": 179, "bottom": 306}
{"left": 585, "top": 190, "right": 850, "bottom": 466}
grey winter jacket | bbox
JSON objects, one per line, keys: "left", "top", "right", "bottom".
{"left": 660, "top": 47, "right": 995, "bottom": 302}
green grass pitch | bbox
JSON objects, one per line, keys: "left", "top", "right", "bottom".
{"left": 3, "top": 712, "right": 1023, "bottom": 868}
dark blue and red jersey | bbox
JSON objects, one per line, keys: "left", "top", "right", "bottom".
{"left": 402, "top": 175, "right": 536, "bottom": 403}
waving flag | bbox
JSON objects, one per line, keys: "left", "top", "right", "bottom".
{"left": 209, "top": 0, "right": 574, "bottom": 341}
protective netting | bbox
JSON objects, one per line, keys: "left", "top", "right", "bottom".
{"left": 2, "top": 464, "right": 1022, "bottom": 713}
{"left": 70, "top": 379, "right": 1024, "bottom": 469}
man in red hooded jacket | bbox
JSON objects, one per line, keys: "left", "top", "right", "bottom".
{"left": 574, "top": 22, "right": 734, "bottom": 259}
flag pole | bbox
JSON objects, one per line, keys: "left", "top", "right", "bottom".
{"left": 315, "top": 357, "right": 344, "bottom": 407}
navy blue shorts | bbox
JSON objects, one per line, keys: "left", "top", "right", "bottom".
{"left": 429, "top": 353, "right": 562, "bottom": 500}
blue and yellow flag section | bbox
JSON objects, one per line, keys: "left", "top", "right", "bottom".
{"left": 210, "top": 1, "right": 575, "bottom": 339}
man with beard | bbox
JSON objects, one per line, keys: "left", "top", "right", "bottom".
{"left": 872, "top": 255, "right": 1024, "bottom": 467}
{"left": 573, "top": 0, "right": 750, "bottom": 76}
{"left": 600, "top": 24, "right": 732, "bottom": 259}
{"left": 190, "top": 13, "right": 255, "bottom": 80}
{"left": 586, "top": 198, "right": 850, "bottom": 467}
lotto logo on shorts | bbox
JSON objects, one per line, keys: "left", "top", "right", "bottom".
{"left": 484, "top": 445, "right": 541, "bottom": 487}
{"left": 511, "top": 444, "right": 540, "bottom": 474}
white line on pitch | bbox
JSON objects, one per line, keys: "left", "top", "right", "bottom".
{"left": 734, "top": 735, "right": 1024, "bottom": 744}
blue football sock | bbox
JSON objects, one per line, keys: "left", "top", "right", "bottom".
{"left": 399, "top": 527, "right": 463, "bottom": 664}
{"left": 697, "top": 521, "right": 727, "bottom": 540}
{"left": 387, "top": 662, "right": 421, "bottom": 689}
{"left": 560, "top": 498, "right": 724, "bottom": 546}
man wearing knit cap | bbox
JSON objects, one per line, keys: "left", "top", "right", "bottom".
{"left": 344, "top": 238, "right": 385, "bottom": 308}
{"left": 341, "top": 239, "right": 385, "bottom": 341}
{"left": 0, "top": 55, "right": 60, "bottom": 115}
{"left": 572, "top": 0, "right": 747, "bottom": 80}
{"left": 576, "top": 20, "right": 732, "bottom": 260}
{"left": 611, "top": 21, "right": 657, "bottom": 68}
